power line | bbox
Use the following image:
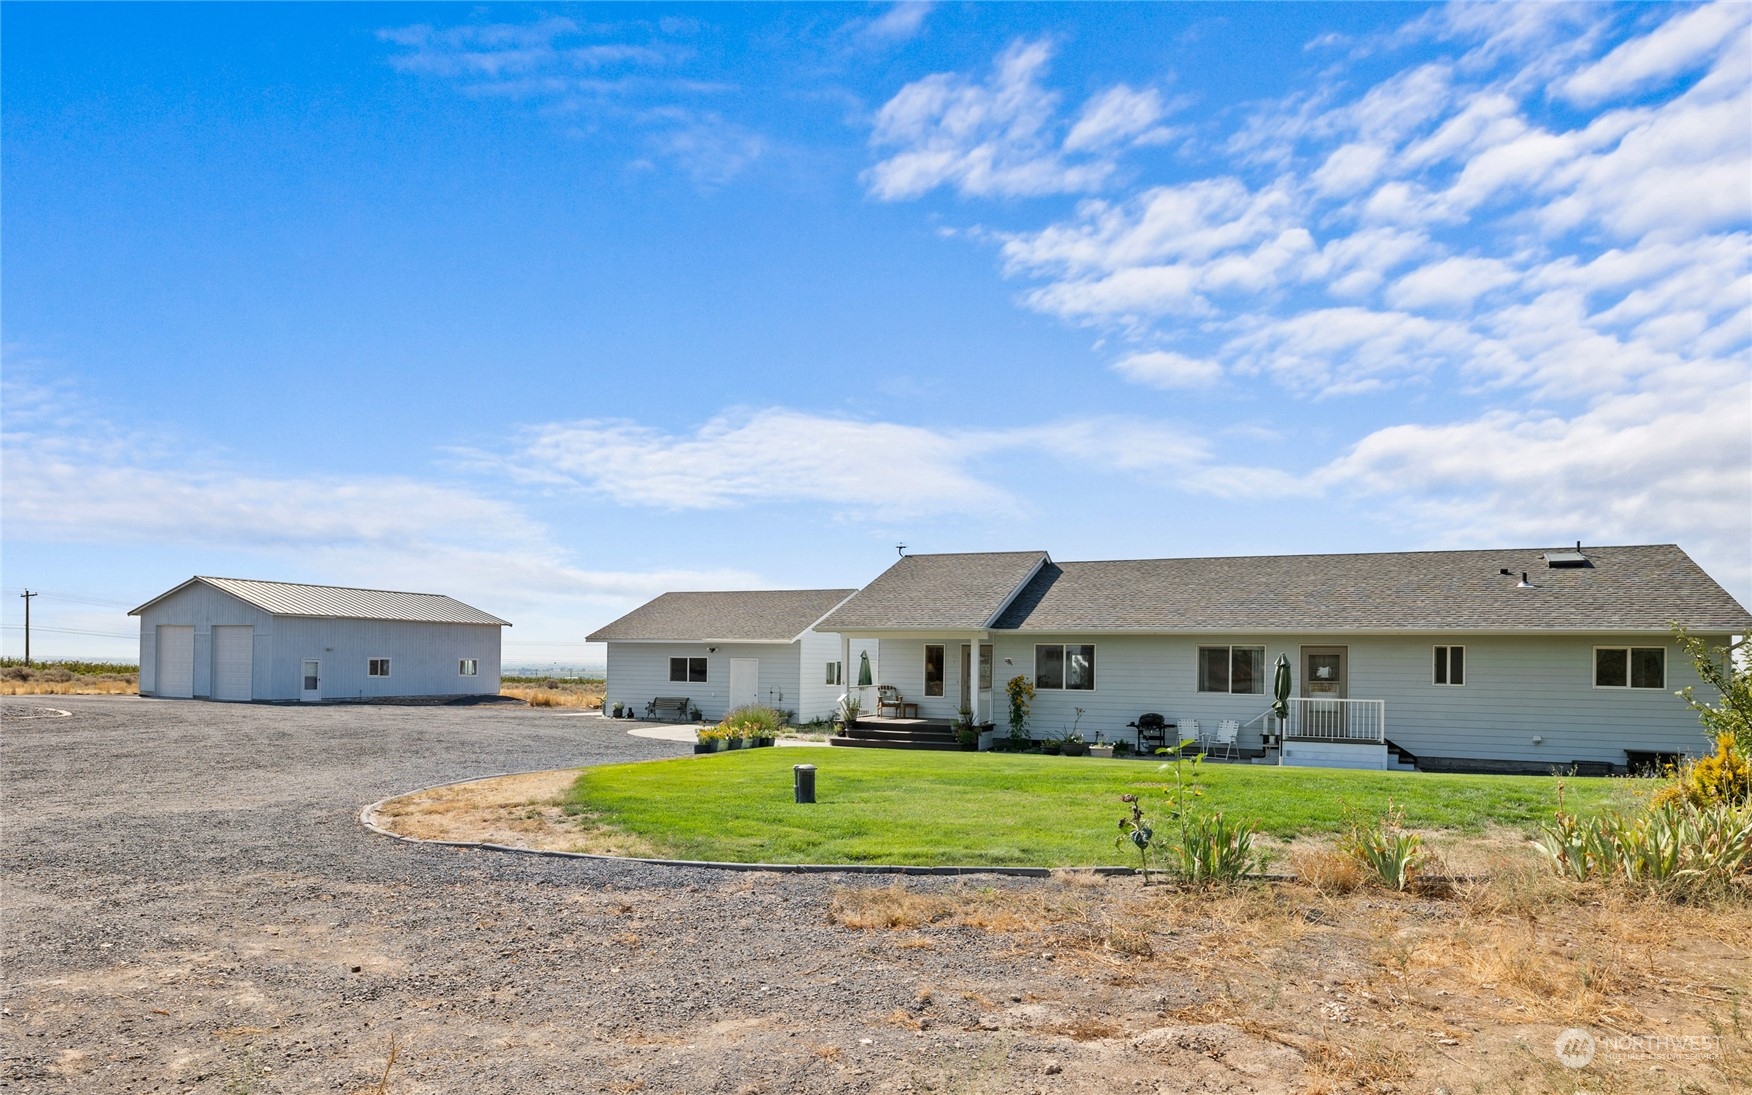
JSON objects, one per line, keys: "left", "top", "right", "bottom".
{"left": 0, "top": 624, "right": 137, "bottom": 639}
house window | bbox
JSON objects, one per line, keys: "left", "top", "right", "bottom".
{"left": 1595, "top": 647, "right": 1664, "bottom": 689}
{"left": 924, "top": 644, "right": 945, "bottom": 697}
{"left": 826, "top": 661, "right": 842, "bottom": 685}
{"left": 459, "top": 659, "right": 478, "bottom": 677}
{"left": 669, "top": 657, "right": 708, "bottom": 683}
{"left": 1035, "top": 644, "right": 1096, "bottom": 690}
{"left": 1433, "top": 646, "right": 1464, "bottom": 686}
{"left": 1197, "top": 646, "right": 1264, "bottom": 694}
{"left": 368, "top": 658, "right": 391, "bottom": 677}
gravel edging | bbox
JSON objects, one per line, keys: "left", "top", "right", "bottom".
{"left": 359, "top": 771, "right": 1143, "bottom": 878}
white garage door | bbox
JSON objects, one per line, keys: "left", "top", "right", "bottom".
{"left": 156, "top": 625, "right": 194, "bottom": 698}
{"left": 212, "top": 625, "right": 253, "bottom": 701}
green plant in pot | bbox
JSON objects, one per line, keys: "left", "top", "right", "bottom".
{"left": 953, "top": 705, "right": 980, "bottom": 750}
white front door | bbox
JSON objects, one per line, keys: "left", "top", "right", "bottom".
{"left": 728, "top": 658, "right": 759, "bottom": 710}
{"left": 212, "top": 626, "right": 253, "bottom": 702}
{"left": 300, "top": 660, "right": 322, "bottom": 702}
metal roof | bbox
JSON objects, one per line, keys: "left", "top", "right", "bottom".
{"left": 587, "top": 589, "right": 857, "bottom": 643}
{"left": 131, "top": 577, "right": 511, "bottom": 626}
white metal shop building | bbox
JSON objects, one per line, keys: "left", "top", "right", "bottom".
{"left": 130, "top": 577, "right": 509, "bottom": 702}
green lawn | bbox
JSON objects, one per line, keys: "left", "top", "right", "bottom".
{"left": 564, "top": 748, "right": 1633, "bottom": 868}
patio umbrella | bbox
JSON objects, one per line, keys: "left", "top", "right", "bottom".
{"left": 1271, "top": 653, "right": 1292, "bottom": 726}
{"left": 857, "top": 651, "right": 873, "bottom": 688}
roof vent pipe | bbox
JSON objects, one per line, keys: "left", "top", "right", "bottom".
{"left": 1516, "top": 572, "right": 1534, "bottom": 589}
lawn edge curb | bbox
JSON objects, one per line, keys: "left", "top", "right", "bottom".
{"left": 358, "top": 771, "right": 1157, "bottom": 878}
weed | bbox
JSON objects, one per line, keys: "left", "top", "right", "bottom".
{"left": 1289, "top": 847, "right": 1362, "bottom": 894}
{"left": 1340, "top": 801, "right": 1426, "bottom": 891}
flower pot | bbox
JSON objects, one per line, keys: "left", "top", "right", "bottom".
{"left": 694, "top": 740, "right": 722, "bottom": 754}
{"left": 1089, "top": 745, "right": 1114, "bottom": 759}
{"left": 1062, "top": 742, "right": 1089, "bottom": 757}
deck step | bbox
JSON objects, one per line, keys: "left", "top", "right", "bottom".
{"left": 828, "top": 735, "right": 961, "bottom": 751}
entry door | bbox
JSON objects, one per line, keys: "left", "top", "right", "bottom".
{"left": 300, "top": 660, "right": 322, "bottom": 702}
{"left": 156, "top": 625, "right": 194, "bottom": 698}
{"left": 212, "top": 626, "right": 253, "bottom": 701}
{"left": 728, "top": 658, "right": 759, "bottom": 710}
{"left": 1300, "top": 645, "right": 1347, "bottom": 736}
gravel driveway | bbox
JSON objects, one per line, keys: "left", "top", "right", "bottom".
{"left": 2, "top": 697, "right": 1203, "bottom": 1094}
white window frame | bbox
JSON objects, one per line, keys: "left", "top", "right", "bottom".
{"left": 459, "top": 658, "right": 478, "bottom": 677}
{"left": 1593, "top": 646, "right": 1665, "bottom": 690}
{"left": 1196, "top": 645, "right": 1265, "bottom": 695}
{"left": 368, "top": 658, "right": 391, "bottom": 678}
{"left": 669, "top": 656, "right": 708, "bottom": 684}
{"left": 825, "top": 661, "right": 842, "bottom": 685}
{"left": 1034, "top": 643, "right": 1097, "bottom": 691}
{"left": 1432, "top": 645, "right": 1464, "bottom": 687}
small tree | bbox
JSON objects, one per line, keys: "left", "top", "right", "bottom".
{"left": 1673, "top": 626, "right": 1752, "bottom": 753}
{"left": 1005, "top": 674, "right": 1035, "bottom": 742}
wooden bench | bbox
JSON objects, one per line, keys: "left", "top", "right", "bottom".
{"left": 645, "top": 696, "right": 691, "bottom": 722}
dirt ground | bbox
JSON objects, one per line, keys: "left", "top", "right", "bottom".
{"left": 4, "top": 698, "right": 1746, "bottom": 1094}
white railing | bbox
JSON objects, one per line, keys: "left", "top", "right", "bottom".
{"left": 1286, "top": 697, "right": 1384, "bottom": 742}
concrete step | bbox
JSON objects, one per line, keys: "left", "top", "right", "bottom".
{"left": 827, "top": 735, "right": 962, "bottom": 752}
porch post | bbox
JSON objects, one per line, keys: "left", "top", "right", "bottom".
{"left": 840, "top": 633, "right": 852, "bottom": 713}
{"left": 969, "top": 633, "right": 981, "bottom": 727}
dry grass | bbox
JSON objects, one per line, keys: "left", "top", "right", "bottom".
{"left": 501, "top": 680, "right": 604, "bottom": 708}
{"left": 373, "top": 769, "right": 661, "bottom": 857}
{"left": 1, "top": 676, "right": 136, "bottom": 695}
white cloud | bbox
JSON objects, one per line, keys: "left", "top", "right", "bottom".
{"left": 864, "top": 40, "right": 1175, "bottom": 200}
{"left": 1560, "top": 2, "right": 1748, "bottom": 105}
{"left": 857, "top": 3, "right": 934, "bottom": 45}
{"left": 1385, "top": 256, "right": 1519, "bottom": 311}
{"left": 1063, "top": 85, "right": 1174, "bottom": 153}
{"left": 1112, "top": 350, "right": 1223, "bottom": 390}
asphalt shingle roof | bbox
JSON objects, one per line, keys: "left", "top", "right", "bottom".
{"left": 587, "top": 589, "right": 856, "bottom": 643}
{"left": 815, "top": 552, "right": 1050, "bottom": 631}
{"left": 131, "top": 577, "right": 511, "bottom": 626}
{"left": 988, "top": 545, "right": 1751, "bottom": 632}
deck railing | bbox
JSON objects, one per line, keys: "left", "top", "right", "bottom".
{"left": 1285, "top": 697, "right": 1385, "bottom": 742}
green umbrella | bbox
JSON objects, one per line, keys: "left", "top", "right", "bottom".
{"left": 857, "top": 651, "right": 873, "bottom": 687}
{"left": 1271, "top": 653, "right": 1292, "bottom": 723}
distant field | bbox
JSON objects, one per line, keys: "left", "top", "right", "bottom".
{"left": 500, "top": 675, "right": 605, "bottom": 708}
{"left": 1, "top": 660, "right": 139, "bottom": 695}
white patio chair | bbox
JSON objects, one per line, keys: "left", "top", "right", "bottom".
{"left": 1213, "top": 719, "right": 1240, "bottom": 761}
{"left": 1180, "top": 719, "right": 1199, "bottom": 755}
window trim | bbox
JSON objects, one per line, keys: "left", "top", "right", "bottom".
{"left": 459, "top": 658, "right": 478, "bottom": 677}
{"left": 1196, "top": 645, "right": 1266, "bottom": 695}
{"left": 368, "top": 658, "right": 391, "bottom": 678}
{"left": 1593, "top": 646, "right": 1665, "bottom": 690}
{"left": 669, "top": 656, "right": 708, "bottom": 684}
{"left": 1034, "top": 643, "right": 1097, "bottom": 691}
{"left": 1432, "top": 645, "right": 1465, "bottom": 687}
{"left": 825, "top": 661, "right": 842, "bottom": 686}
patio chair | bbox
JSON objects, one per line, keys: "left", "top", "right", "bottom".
{"left": 1179, "top": 719, "right": 1199, "bottom": 755}
{"left": 1211, "top": 719, "right": 1240, "bottom": 761}
{"left": 876, "top": 685, "right": 919, "bottom": 720}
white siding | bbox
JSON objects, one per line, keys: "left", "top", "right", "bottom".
{"left": 799, "top": 629, "right": 877, "bottom": 723}
{"left": 871, "top": 632, "right": 1725, "bottom": 766}
{"left": 604, "top": 641, "right": 803, "bottom": 722}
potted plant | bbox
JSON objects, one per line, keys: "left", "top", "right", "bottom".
{"left": 1062, "top": 733, "right": 1089, "bottom": 757}
{"left": 839, "top": 694, "right": 862, "bottom": 728}
{"left": 611, "top": 701, "right": 624, "bottom": 718}
{"left": 1005, "top": 675, "right": 1034, "bottom": 749}
{"left": 694, "top": 727, "right": 724, "bottom": 753}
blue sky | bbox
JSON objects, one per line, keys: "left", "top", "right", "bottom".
{"left": 4, "top": 2, "right": 1748, "bottom": 667}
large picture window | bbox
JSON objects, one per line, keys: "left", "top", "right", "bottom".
{"left": 924, "top": 645, "right": 945, "bottom": 696}
{"left": 669, "top": 657, "right": 708, "bottom": 683}
{"left": 1433, "top": 646, "right": 1464, "bottom": 686}
{"left": 1035, "top": 644, "right": 1095, "bottom": 690}
{"left": 1198, "top": 646, "right": 1264, "bottom": 694}
{"left": 1595, "top": 647, "right": 1664, "bottom": 689}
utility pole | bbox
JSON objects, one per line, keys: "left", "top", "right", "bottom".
{"left": 20, "top": 590, "right": 37, "bottom": 666}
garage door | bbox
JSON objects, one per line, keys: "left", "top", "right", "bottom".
{"left": 212, "top": 625, "right": 253, "bottom": 701}
{"left": 156, "top": 625, "right": 194, "bottom": 698}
